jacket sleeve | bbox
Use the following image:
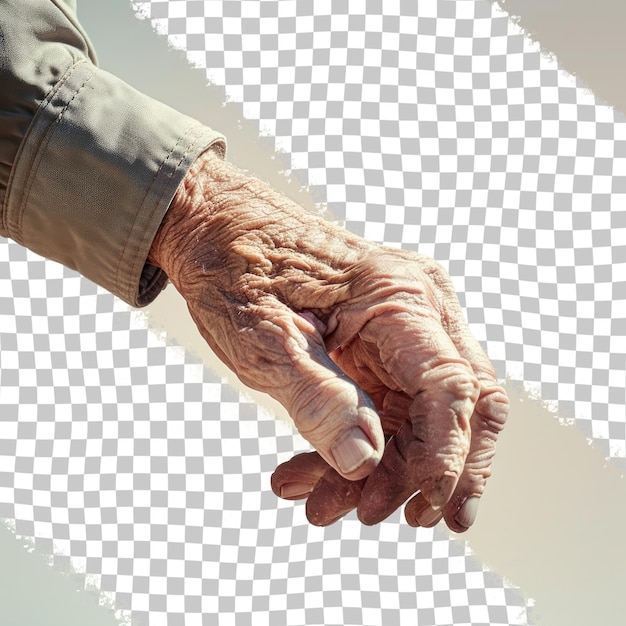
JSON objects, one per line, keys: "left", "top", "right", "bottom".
{"left": 0, "top": 0, "right": 226, "bottom": 306}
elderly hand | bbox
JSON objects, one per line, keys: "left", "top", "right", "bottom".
{"left": 270, "top": 249, "right": 510, "bottom": 531}
{"left": 149, "top": 149, "right": 509, "bottom": 531}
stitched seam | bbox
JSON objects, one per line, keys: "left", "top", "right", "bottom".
{"left": 15, "top": 62, "right": 95, "bottom": 236}
{"left": 114, "top": 122, "right": 202, "bottom": 298}
{"left": 129, "top": 130, "right": 225, "bottom": 304}
{"left": 2, "top": 59, "right": 88, "bottom": 236}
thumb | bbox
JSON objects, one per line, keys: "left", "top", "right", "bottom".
{"left": 233, "top": 306, "right": 385, "bottom": 481}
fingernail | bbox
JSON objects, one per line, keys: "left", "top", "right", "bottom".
{"left": 430, "top": 475, "right": 457, "bottom": 510}
{"left": 331, "top": 428, "right": 376, "bottom": 475}
{"left": 308, "top": 510, "right": 347, "bottom": 527}
{"left": 455, "top": 496, "right": 480, "bottom": 528}
{"left": 280, "top": 482, "right": 313, "bottom": 500}
{"left": 417, "top": 506, "right": 443, "bottom": 527}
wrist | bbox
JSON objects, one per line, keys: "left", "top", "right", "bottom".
{"left": 148, "top": 149, "right": 371, "bottom": 298}
{"left": 147, "top": 148, "right": 247, "bottom": 284}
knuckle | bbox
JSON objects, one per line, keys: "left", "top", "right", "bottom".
{"left": 475, "top": 386, "right": 510, "bottom": 434}
{"left": 464, "top": 450, "right": 496, "bottom": 485}
{"left": 426, "top": 361, "right": 480, "bottom": 405}
{"left": 420, "top": 258, "right": 456, "bottom": 291}
{"left": 460, "top": 389, "right": 509, "bottom": 483}
{"left": 416, "top": 361, "right": 480, "bottom": 437}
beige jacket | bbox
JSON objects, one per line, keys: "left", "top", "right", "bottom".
{"left": 0, "top": 0, "right": 226, "bottom": 306}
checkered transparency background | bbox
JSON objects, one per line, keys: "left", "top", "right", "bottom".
{"left": 0, "top": 0, "right": 625, "bottom": 624}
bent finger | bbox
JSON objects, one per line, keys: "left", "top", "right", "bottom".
{"left": 271, "top": 451, "right": 329, "bottom": 500}
{"left": 271, "top": 450, "right": 365, "bottom": 526}
{"left": 356, "top": 311, "right": 479, "bottom": 523}
{"left": 306, "top": 466, "right": 366, "bottom": 526}
{"left": 422, "top": 262, "right": 510, "bottom": 531}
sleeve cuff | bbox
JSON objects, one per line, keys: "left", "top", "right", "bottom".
{"left": 2, "top": 59, "right": 226, "bottom": 307}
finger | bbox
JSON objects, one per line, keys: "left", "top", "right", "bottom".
{"left": 404, "top": 495, "right": 444, "bottom": 528}
{"left": 420, "top": 261, "right": 510, "bottom": 531}
{"left": 357, "top": 417, "right": 462, "bottom": 525}
{"left": 273, "top": 390, "right": 414, "bottom": 526}
{"left": 306, "top": 466, "right": 366, "bottom": 526}
{"left": 203, "top": 300, "right": 386, "bottom": 481}
{"left": 272, "top": 448, "right": 366, "bottom": 526}
{"left": 403, "top": 382, "right": 508, "bottom": 532}
{"left": 271, "top": 451, "right": 329, "bottom": 500}
{"left": 437, "top": 384, "right": 509, "bottom": 533}
{"left": 356, "top": 310, "right": 479, "bottom": 524}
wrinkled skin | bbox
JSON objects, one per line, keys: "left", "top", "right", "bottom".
{"left": 149, "top": 149, "right": 509, "bottom": 532}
